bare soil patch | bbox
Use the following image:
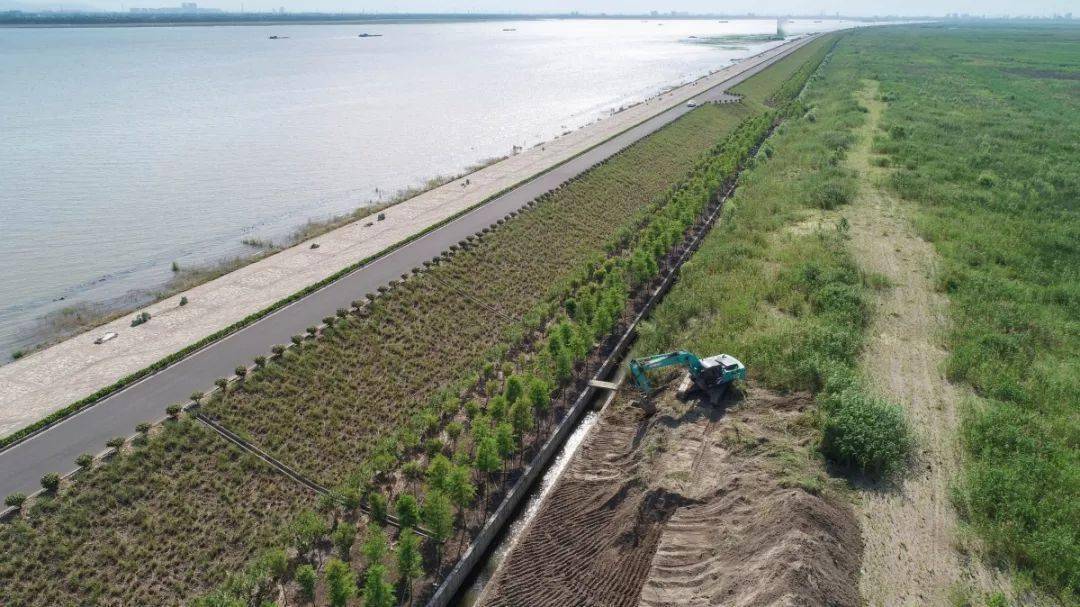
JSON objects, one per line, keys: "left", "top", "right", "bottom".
{"left": 479, "top": 383, "right": 861, "bottom": 607}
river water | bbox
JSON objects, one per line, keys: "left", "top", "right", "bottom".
{"left": 0, "top": 18, "right": 860, "bottom": 357}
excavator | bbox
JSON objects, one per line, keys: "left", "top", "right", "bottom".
{"left": 628, "top": 351, "right": 746, "bottom": 402}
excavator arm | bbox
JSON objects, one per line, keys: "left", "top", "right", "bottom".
{"left": 628, "top": 351, "right": 704, "bottom": 393}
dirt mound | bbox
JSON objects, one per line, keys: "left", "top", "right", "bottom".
{"left": 479, "top": 385, "right": 862, "bottom": 607}
{"left": 640, "top": 471, "right": 860, "bottom": 607}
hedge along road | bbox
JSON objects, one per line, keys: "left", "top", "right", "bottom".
{"left": 0, "top": 34, "right": 818, "bottom": 500}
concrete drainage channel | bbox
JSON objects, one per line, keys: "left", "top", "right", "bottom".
{"left": 425, "top": 182, "right": 738, "bottom": 607}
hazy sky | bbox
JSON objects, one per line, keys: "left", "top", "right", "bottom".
{"left": 31, "top": 0, "right": 1080, "bottom": 17}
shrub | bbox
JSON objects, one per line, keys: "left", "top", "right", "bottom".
{"left": 332, "top": 522, "right": 356, "bottom": 560}
{"left": 395, "top": 494, "right": 419, "bottom": 528}
{"left": 361, "top": 563, "right": 395, "bottom": 607}
{"left": 295, "top": 564, "right": 316, "bottom": 599}
{"left": 234, "top": 366, "right": 247, "bottom": 378}
{"left": 75, "top": 453, "right": 94, "bottom": 469}
{"left": 179, "top": 296, "right": 188, "bottom": 306}
{"left": 288, "top": 510, "right": 328, "bottom": 559}
{"left": 360, "top": 522, "right": 388, "bottom": 564}
{"left": 324, "top": 558, "right": 355, "bottom": 607}
{"left": 253, "top": 356, "right": 266, "bottom": 368}
{"left": 261, "top": 547, "right": 288, "bottom": 580}
{"left": 395, "top": 530, "right": 423, "bottom": 599}
{"left": 5, "top": 492, "right": 27, "bottom": 508}
{"left": 811, "top": 179, "right": 854, "bottom": 209}
{"left": 820, "top": 388, "right": 912, "bottom": 475}
{"left": 337, "top": 486, "right": 361, "bottom": 512}
{"left": 105, "top": 437, "right": 125, "bottom": 449}
{"left": 130, "top": 312, "right": 151, "bottom": 327}
{"left": 40, "top": 472, "right": 60, "bottom": 493}
{"left": 446, "top": 420, "right": 464, "bottom": 444}
{"left": 367, "top": 491, "right": 388, "bottom": 523}
{"left": 135, "top": 422, "right": 151, "bottom": 434}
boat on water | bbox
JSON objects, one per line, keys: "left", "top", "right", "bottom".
{"left": 268, "top": 35, "right": 289, "bottom": 39}
{"left": 502, "top": 28, "right": 517, "bottom": 32}
{"left": 358, "top": 33, "right": 383, "bottom": 38}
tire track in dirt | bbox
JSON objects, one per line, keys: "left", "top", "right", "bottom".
{"left": 844, "top": 81, "right": 1011, "bottom": 605}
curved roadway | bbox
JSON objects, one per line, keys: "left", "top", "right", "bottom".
{"left": 0, "top": 34, "right": 818, "bottom": 499}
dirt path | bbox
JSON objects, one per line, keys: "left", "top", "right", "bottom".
{"left": 844, "top": 82, "right": 1009, "bottom": 605}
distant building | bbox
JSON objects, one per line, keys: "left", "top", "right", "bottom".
{"left": 129, "top": 3, "right": 222, "bottom": 14}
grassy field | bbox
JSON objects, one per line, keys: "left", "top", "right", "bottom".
{"left": 841, "top": 24, "right": 1078, "bottom": 599}
{"left": 0, "top": 37, "right": 844, "bottom": 607}
{"left": 0, "top": 419, "right": 314, "bottom": 605}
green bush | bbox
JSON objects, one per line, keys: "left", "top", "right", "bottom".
{"left": 295, "top": 564, "right": 316, "bottom": 600}
{"left": 820, "top": 387, "right": 911, "bottom": 475}
{"left": 40, "top": 473, "right": 60, "bottom": 494}
{"left": 332, "top": 522, "right": 356, "bottom": 560}
{"left": 5, "top": 492, "right": 26, "bottom": 508}
{"left": 367, "top": 491, "right": 388, "bottom": 523}
{"left": 324, "top": 558, "right": 354, "bottom": 607}
{"left": 811, "top": 178, "right": 855, "bottom": 209}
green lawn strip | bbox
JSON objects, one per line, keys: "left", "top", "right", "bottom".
{"left": 0, "top": 419, "right": 315, "bottom": 606}
{"left": 843, "top": 24, "right": 1079, "bottom": 598}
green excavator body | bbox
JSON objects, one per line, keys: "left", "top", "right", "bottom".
{"left": 628, "top": 350, "right": 746, "bottom": 396}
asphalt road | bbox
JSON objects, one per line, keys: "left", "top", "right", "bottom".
{"left": 0, "top": 35, "right": 817, "bottom": 500}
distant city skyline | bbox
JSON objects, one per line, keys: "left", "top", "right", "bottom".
{"left": 3, "top": 0, "right": 1077, "bottom": 17}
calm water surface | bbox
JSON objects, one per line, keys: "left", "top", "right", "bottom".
{"left": 0, "top": 18, "right": 858, "bottom": 356}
